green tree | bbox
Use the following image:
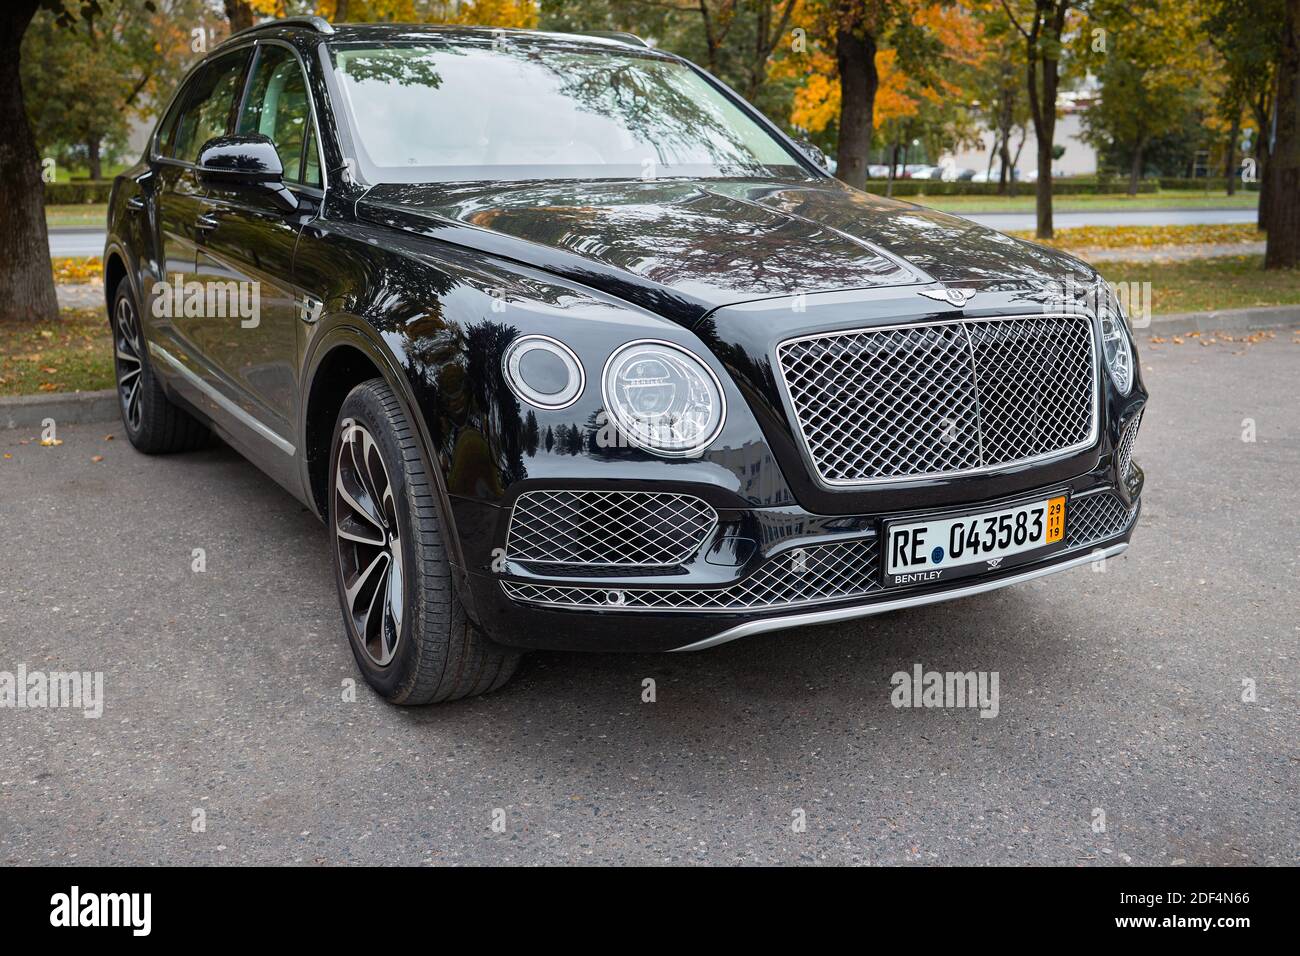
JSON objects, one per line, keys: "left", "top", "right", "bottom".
{"left": 1, "top": 0, "right": 130, "bottom": 322}
{"left": 22, "top": 11, "right": 135, "bottom": 179}
{"left": 998, "top": 0, "right": 1084, "bottom": 239}
{"left": 1079, "top": 1, "right": 1204, "bottom": 195}
{"left": 1203, "top": 0, "right": 1286, "bottom": 231}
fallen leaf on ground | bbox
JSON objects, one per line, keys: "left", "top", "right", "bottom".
{"left": 39, "top": 437, "right": 62, "bottom": 446}
{"left": 91, "top": 455, "right": 103, "bottom": 463}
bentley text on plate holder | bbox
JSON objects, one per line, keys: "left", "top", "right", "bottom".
{"left": 883, "top": 494, "right": 1067, "bottom": 588}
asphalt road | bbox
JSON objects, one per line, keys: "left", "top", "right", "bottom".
{"left": 1, "top": 336, "right": 1296, "bottom": 865}
{"left": 48, "top": 208, "right": 1260, "bottom": 258}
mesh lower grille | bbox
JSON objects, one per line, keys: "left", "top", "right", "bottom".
{"left": 503, "top": 538, "right": 880, "bottom": 612}
{"left": 505, "top": 490, "right": 717, "bottom": 567}
{"left": 1116, "top": 412, "right": 1142, "bottom": 480}
{"left": 1066, "top": 492, "right": 1134, "bottom": 549}
{"left": 777, "top": 314, "right": 1097, "bottom": 484}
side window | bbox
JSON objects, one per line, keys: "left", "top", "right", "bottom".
{"left": 237, "top": 45, "right": 320, "bottom": 186}
{"left": 171, "top": 52, "right": 250, "bottom": 163}
{"left": 155, "top": 83, "right": 190, "bottom": 158}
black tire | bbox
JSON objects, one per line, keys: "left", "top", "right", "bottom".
{"left": 328, "top": 378, "right": 520, "bottom": 704}
{"left": 110, "top": 277, "right": 209, "bottom": 454}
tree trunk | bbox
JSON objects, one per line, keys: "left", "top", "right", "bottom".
{"left": 834, "top": 8, "right": 879, "bottom": 191}
{"left": 1128, "top": 140, "right": 1144, "bottom": 196}
{"left": 1035, "top": 134, "right": 1054, "bottom": 236}
{"left": 998, "top": 132, "right": 1012, "bottom": 195}
{"left": 224, "top": 0, "right": 254, "bottom": 32}
{"left": 334, "top": 0, "right": 349, "bottom": 20}
{"left": 87, "top": 139, "right": 102, "bottom": 181}
{"left": 0, "top": 1, "right": 59, "bottom": 323}
{"left": 1257, "top": 141, "right": 1272, "bottom": 231}
{"left": 1023, "top": 2, "right": 1066, "bottom": 240}
{"left": 1265, "top": 0, "right": 1300, "bottom": 268}
{"left": 1226, "top": 112, "right": 1240, "bottom": 196}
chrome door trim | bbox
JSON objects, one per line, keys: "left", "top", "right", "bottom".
{"left": 672, "top": 541, "right": 1129, "bottom": 652}
{"left": 148, "top": 341, "right": 296, "bottom": 455}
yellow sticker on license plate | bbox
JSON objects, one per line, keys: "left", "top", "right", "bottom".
{"left": 1045, "top": 495, "right": 1066, "bottom": 544}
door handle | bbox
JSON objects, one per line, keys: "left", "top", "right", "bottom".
{"left": 126, "top": 196, "right": 145, "bottom": 212}
{"left": 195, "top": 214, "right": 219, "bottom": 232}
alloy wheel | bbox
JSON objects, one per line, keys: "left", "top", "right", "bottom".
{"left": 113, "top": 295, "right": 144, "bottom": 432}
{"left": 333, "top": 423, "right": 405, "bottom": 666}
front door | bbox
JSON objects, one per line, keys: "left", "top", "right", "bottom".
{"left": 192, "top": 42, "right": 325, "bottom": 456}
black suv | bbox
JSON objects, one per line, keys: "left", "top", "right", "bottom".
{"left": 104, "top": 18, "right": 1146, "bottom": 703}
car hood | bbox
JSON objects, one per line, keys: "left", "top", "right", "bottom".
{"left": 358, "top": 177, "right": 1096, "bottom": 327}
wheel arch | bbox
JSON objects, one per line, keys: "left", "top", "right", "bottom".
{"left": 300, "top": 319, "right": 476, "bottom": 617}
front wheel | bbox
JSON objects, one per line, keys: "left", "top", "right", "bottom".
{"left": 328, "top": 379, "right": 520, "bottom": 704}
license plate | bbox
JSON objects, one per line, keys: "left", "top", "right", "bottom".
{"left": 882, "top": 494, "right": 1067, "bottom": 588}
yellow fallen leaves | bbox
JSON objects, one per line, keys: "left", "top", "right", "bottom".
{"left": 39, "top": 437, "right": 62, "bottom": 446}
{"left": 1011, "top": 224, "right": 1264, "bottom": 251}
{"left": 52, "top": 256, "right": 103, "bottom": 285}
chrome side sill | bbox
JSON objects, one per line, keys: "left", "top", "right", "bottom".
{"left": 148, "top": 341, "right": 295, "bottom": 456}
{"left": 672, "top": 541, "right": 1129, "bottom": 652}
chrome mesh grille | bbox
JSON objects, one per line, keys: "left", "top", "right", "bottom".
{"left": 506, "top": 490, "right": 716, "bottom": 567}
{"left": 777, "top": 314, "right": 1097, "bottom": 484}
{"left": 1116, "top": 412, "right": 1142, "bottom": 480}
{"left": 503, "top": 539, "right": 880, "bottom": 611}
{"left": 1066, "top": 492, "right": 1133, "bottom": 549}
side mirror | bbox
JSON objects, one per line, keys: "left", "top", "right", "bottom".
{"left": 795, "top": 138, "right": 833, "bottom": 173}
{"left": 196, "top": 134, "right": 298, "bottom": 210}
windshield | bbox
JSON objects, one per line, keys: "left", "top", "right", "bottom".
{"left": 328, "top": 41, "right": 808, "bottom": 184}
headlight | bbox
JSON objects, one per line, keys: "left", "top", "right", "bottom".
{"left": 502, "top": 334, "right": 585, "bottom": 409}
{"left": 1096, "top": 281, "right": 1133, "bottom": 395}
{"left": 602, "top": 340, "right": 726, "bottom": 457}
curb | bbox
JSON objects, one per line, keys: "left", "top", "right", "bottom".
{"left": 1, "top": 390, "right": 118, "bottom": 430}
{"left": 1140, "top": 304, "right": 1300, "bottom": 337}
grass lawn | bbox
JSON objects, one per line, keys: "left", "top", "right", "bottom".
{"left": 46, "top": 203, "right": 110, "bottom": 228}
{"left": 1096, "top": 255, "right": 1300, "bottom": 317}
{"left": 0, "top": 308, "right": 112, "bottom": 397}
{"left": 910, "top": 192, "right": 1260, "bottom": 214}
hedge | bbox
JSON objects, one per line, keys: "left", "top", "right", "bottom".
{"left": 1157, "top": 177, "right": 1260, "bottom": 191}
{"left": 44, "top": 180, "right": 115, "bottom": 205}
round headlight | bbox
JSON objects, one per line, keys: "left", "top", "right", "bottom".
{"left": 602, "top": 340, "right": 726, "bottom": 457}
{"left": 1097, "top": 282, "right": 1133, "bottom": 396}
{"left": 502, "top": 335, "right": 585, "bottom": 409}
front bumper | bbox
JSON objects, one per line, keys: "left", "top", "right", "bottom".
{"left": 461, "top": 470, "right": 1143, "bottom": 653}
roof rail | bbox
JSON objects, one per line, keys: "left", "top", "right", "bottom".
{"left": 229, "top": 15, "right": 336, "bottom": 41}
{"left": 581, "top": 31, "right": 650, "bottom": 48}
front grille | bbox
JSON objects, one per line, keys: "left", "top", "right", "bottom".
{"left": 505, "top": 490, "right": 717, "bottom": 567}
{"left": 1116, "top": 412, "right": 1142, "bottom": 480}
{"left": 1066, "top": 491, "right": 1134, "bottom": 549}
{"left": 503, "top": 538, "right": 880, "bottom": 611}
{"left": 777, "top": 314, "right": 1097, "bottom": 484}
